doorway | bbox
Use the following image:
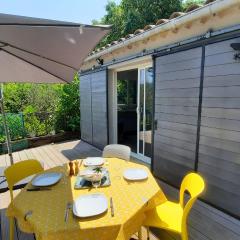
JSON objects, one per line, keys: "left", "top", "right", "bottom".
{"left": 116, "top": 66, "right": 153, "bottom": 160}
{"left": 137, "top": 67, "right": 154, "bottom": 159}
{"left": 117, "top": 69, "right": 138, "bottom": 153}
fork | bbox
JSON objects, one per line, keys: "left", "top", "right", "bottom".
{"left": 64, "top": 202, "right": 72, "bottom": 222}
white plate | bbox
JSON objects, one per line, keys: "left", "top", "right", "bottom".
{"left": 31, "top": 172, "right": 62, "bottom": 187}
{"left": 83, "top": 157, "right": 105, "bottom": 166}
{"left": 123, "top": 169, "right": 148, "bottom": 181}
{"left": 73, "top": 193, "right": 108, "bottom": 217}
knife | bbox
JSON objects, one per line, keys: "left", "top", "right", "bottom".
{"left": 110, "top": 197, "right": 114, "bottom": 217}
{"left": 27, "top": 188, "right": 51, "bottom": 191}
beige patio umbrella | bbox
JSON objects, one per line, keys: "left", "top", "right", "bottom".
{"left": 0, "top": 13, "right": 110, "bottom": 165}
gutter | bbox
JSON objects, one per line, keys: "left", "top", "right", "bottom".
{"left": 84, "top": 0, "right": 239, "bottom": 62}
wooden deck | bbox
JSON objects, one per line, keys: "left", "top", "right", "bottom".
{"left": 0, "top": 140, "right": 157, "bottom": 240}
{"left": 0, "top": 140, "right": 240, "bottom": 240}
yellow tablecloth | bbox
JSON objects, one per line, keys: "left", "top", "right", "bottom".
{"left": 7, "top": 158, "right": 166, "bottom": 240}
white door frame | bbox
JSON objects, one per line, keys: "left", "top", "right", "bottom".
{"left": 108, "top": 58, "right": 152, "bottom": 163}
{"left": 137, "top": 66, "right": 151, "bottom": 157}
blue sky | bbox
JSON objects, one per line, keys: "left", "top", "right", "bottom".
{"left": 0, "top": 0, "right": 121, "bottom": 24}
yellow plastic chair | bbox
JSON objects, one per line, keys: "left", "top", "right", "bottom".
{"left": 4, "top": 159, "right": 44, "bottom": 240}
{"left": 143, "top": 172, "right": 205, "bottom": 240}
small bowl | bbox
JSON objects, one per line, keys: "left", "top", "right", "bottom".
{"left": 79, "top": 169, "right": 104, "bottom": 182}
{"left": 84, "top": 173, "right": 104, "bottom": 182}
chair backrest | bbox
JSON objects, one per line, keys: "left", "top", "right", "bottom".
{"left": 179, "top": 172, "right": 205, "bottom": 240}
{"left": 4, "top": 159, "right": 44, "bottom": 201}
{"left": 102, "top": 144, "right": 131, "bottom": 161}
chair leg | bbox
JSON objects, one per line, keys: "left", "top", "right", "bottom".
{"left": 14, "top": 218, "right": 20, "bottom": 240}
{"left": 9, "top": 217, "right": 14, "bottom": 240}
{"left": 138, "top": 228, "right": 142, "bottom": 240}
{"left": 146, "top": 226, "right": 150, "bottom": 240}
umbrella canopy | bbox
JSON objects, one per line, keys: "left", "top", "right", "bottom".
{"left": 0, "top": 13, "right": 110, "bottom": 83}
{"left": 0, "top": 13, "right": 111, "bottom": 165}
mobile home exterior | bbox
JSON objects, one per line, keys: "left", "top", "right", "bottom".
{"left": 80, "top": 0, "right": 240, "bottom": 239}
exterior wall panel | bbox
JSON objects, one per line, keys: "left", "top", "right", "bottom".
{"left": 91, "top": 70, "right": 108, "bottom": 149}
{"left": 80, "top": 74, "right": 93, "bottom": 143}
{"left": 198, "top": 37, "right": 240, "bottom": 217}
{"left": 80, "top": 69, "right": 108, "bottom": 149}
{"left": 153, "top": 47, "right": 202, "bottom": 186}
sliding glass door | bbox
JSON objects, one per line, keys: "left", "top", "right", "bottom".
{"left": 116, "top": 65, "right": 153, "bottom": 160}
{"left": 137, "top": 67, "right": 153, "bottom": 158}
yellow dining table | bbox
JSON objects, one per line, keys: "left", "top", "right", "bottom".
{"left": 7, "top": 158, "right": 167, "bottom": 240}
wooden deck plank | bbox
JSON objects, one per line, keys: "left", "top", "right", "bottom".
{"left": 12, "top": 152, "right": 21, "bottom": 163}
{"left": 43, "top": 144, "right": 68, "bottom": 165}
{"left": 18, "top": 150, "right": 29, "bottom": 162}
{"left": 36, "top": 145, "right": 60, "bottom": 167}
{"left": 29, "top": 147, "right": 52, "bottom": 169}
{"left": 54, "top": 140, "right": 101, "bottom": 159}
{"left": 41, "top": 145, "right": 66, "bottom": 166}
{"left": 5, "top": 154, "right": 11, "bottom": 167}
{"left": 33, "top": 146, "right": 55, "bottom": 169}
{"left": 23, "top": 149, "right": 35, "bottom": 160}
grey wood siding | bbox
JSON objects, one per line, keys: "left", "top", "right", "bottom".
{"left": 80, "top": 74, "right": 92, "bottom": 143}
{"left": 91, "top": 70, "right": 108, "bottom": 149}
{"left": 198, "top": 38, "right": 240, "bottom": 217}
{"left": 153, "top": 48, "right": 202, "bottom": 185}
{"left": 80, "top": 69, "right": 108, "bottom": 149}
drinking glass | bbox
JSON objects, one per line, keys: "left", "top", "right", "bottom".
{"left": 91, "top": 179, "right": 101, "bottom": 188}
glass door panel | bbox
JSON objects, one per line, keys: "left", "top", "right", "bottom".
{"left": 137, "top": 67, "right": 153, "bottom": 158}
{"left": 138, "top": 69, "right": 145, "bottom": 155}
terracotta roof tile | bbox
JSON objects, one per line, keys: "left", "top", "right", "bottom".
{"left": 155, "top": 19, "right": 169, "bottom": 25}
{"left": 169, "top": 12, "right": 185, "bottom": 20}
{"left": 87, "top": 0, "right": 225, "bottom": 58}
{"left": 185, "top": 4, "right": 202, "bottom": 13}
{"left": 134, "top": 29, "right": 145, "bottom": 35}
{"left": 125, "top": 33, "right": 135, "bottom": 39}
{"left": 111, "top": 41, "right": 118, "bottom": 45}
{"left": 118, "top": 37, "right": 126, "bottom": 42}
{"left": 205, "top": 0, "right": 217, "bottom": 4}
{"left": 144, "top": 25, "right": 155, "bottom": 30}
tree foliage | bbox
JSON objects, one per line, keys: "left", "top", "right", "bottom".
{"left": 182, "top": 0, "right": 205, "bottom": 11}
{"left": 2, "top": 75, "right": 80, "bottom": 137}
{"left": 56, "top": 74, "right": 80, "bottom": 132}
{"left": 94, "top": 0, "right": 183, "bottom": 47}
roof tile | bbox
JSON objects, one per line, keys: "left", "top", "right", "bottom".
{"left": 144, "top": 24, "right": 155, "bottom": 30}
{"left": 185, "top": 4, "right": 202, "bottom": 13}
{"left": 155, "top": 19, "right": 169, "bottom": 25}
{"left": 88, "top": 0, "right": 224, "bottom": 58}
{"left": 205, "top": 0, "right": 217, "bottom": 5}
{"left": 134, "top": 29, "right": 145, "bottom": 35}
{"left": 125, "top": 33, "right": 135, "bottom": 39}
{"left": 169, "top": 12, "right": 185, "bottom": 20}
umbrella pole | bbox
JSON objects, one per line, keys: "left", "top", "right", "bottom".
{"left": 0, "top": 85, "right": 14, "bottom": 165}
